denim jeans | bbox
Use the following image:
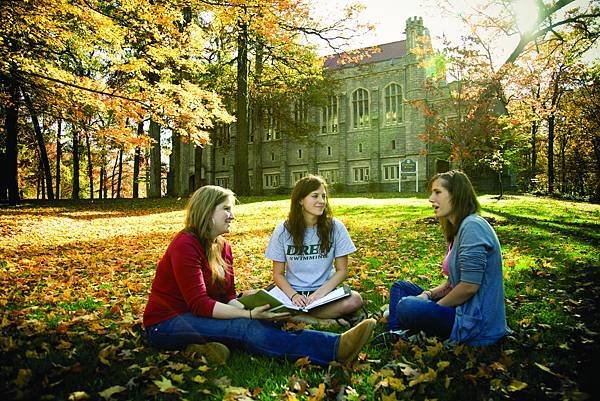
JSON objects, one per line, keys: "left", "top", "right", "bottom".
{"left": 145, "top": 313, "right": 339, "bottom": 366}
{"left": 387, "top": 281, "right": 455, "bottom": 338}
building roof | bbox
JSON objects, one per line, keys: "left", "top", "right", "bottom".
{"left": 323, "top": 40, "right": 407, "bottom": 69}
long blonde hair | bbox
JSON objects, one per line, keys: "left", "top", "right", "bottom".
{"left": 184, "top": 185, "right": 235, "bottom": 283}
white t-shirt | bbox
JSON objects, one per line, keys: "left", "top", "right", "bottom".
{"left": 264, "top": 218, "right": 356, "bottom": 291}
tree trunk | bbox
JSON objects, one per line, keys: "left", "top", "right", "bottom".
{"left": 234, "top": 16, "right": 250, "bottom": 195}
{"left": 559, "top": 135, "right": 567, "bottom": 194}
{"left": 72, "top": 129, "right": 80, "bottom": 200}
{"left": 0, "top": 152, "right": 7, "bottom": 201}
{"left": 194, "top": 145, "right": 203, "bottom": 191}
{"left": 148, "top": 120, "right": 161, "bottom": 198}
{"left": 169, "top": 132, "right": 181, "bottom": 196}
{"left": 547, "top": 114, "right": 555, "bottom": 194}
{"left": 111, "top": 152, "right": 119, "bottom": 198}
{"left": 592, "top": 136, "right": 600, "bottom": 202}
{"left": 56, "top": 119, "right": 62, "bottom": 199}
{"left": 133, "top": 121, "right": 143, "bottom": 198}
{"left": 37, "top": 160, "right": 43, "bottom": 200}
{"left": 498, "top": 171, "right": 504, "bottom": 199}
{"left": 530, "top": 120, "right": 538, "bottom": 190}
{"left": 117, "top": 147, "right": 123, "bottom": 198}
{"left": 23, "top": 90, "right": 54, "bottom": 200}
{"left": 547, "top": 67, "right": 564, "bottom": 195}
{"left": 4, "top": 75, "right": 21, "bottom": 205}
{"left": 98, "top": 165, "right": 104, "bottom": 199}
{"left": 209, "top": 132, "right": 216, "bottom": 185}
{"left": 253, "top": 39, "right": 264, "bottom": 195}
{"left": 85, "top": 132, "right": 94, "bottom": 199}
{"left": 99, "top": 140, "right": 105, "bottom": 199}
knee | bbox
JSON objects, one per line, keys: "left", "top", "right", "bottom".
{"left": 390, "top": 280, "right": 412, "bottom": 293}
{"left": 395, "top": 296, "right": 422, "bottom": 317}
{"left": 342, "top": 292, "right": 363, "bottom": 314}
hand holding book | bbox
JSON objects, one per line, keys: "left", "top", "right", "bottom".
{"left": 238, "top": 285, "right": 351, "bottom": 314}
{"left": 249, "top": 304, "right": 290, "bottom": 321}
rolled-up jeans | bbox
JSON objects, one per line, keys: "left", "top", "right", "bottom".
{"left": 388, "top": 280, "right": 455, "bottom": 338}
{"left": 145, "top": 313, "right": 339, "bottom": 366}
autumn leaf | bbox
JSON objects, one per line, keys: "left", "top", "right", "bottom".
{"left": 534, "top": 362, "right": 563, "bottom": 377}
{"left": 98, "top": 385, "right": 127, "bottom": 400}
{"left": 170, "top": 373, "right": 184, "bottom": 384}
{"left": 387, "top": 377, "right": 406, "bottom": 391}
{"left": 507, "top": 379, "right": 528, "bottom": 392}
{"left": 15, "top": 369, "right": 32, "bottom": 388}
{"left": 307, "top": 383, "right": 325, "bottom": 400}
{"left": 68, "top": 391, "right": 90, "bottom": 400}
{"left": 153, "top": 376, "right": 185, "bottom": 394}
{"left": 381, "top": 391, "right": 398, "bottom": 401}
{"left": 222, "top": 386, "right": 253, "bottom": 401}
{"left": 288, "top": 375, "right": 308, "bottom": 393}
{"left": 98, "top": 345, "right": 119, "bottom": 366}
{"left": 408, "top": 368, "right": 437, "bottom": 387}
{"left": 294, "top": 356, "right": 311, "bottom": 367}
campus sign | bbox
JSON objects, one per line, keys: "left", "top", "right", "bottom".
{"left": 399, "top": 158, "right": 418, "bottom": 192}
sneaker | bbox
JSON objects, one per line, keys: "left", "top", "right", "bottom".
{"left": 371, "top": 330, "right": 410, "bottom": 348}
{"left": 184, "top": 342, "right": 230, "bottom": 364}
{"left": 336, "top": 318, "right": 376, "bottom": 363}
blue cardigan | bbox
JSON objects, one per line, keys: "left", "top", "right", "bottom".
{"left": 447, "top": 214, "right": 508, "bottom": 345}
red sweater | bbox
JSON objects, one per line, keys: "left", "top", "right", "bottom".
{"left": 143, "top": 232, "right": 237, "bottom": 327}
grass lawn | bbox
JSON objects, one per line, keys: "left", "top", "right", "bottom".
{"left": 1, "top": 193, "right": 598, "bottom": 400}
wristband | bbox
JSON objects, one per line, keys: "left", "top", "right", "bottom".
{"left": 423, "top": 290, "right": 432, "bottom": 300}
{"left": 290, "top": 292, "right": 300, "bottom": 301}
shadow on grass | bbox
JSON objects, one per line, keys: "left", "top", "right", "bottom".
{"left": 487, "top": 208, "right": 600, "bottom": 246}
{"left": 0, "top": 198, "right": 189, "bottom": 220}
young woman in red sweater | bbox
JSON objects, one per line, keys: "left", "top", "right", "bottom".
{"left": 143, "top": 185, "right": 375, "bottom": 366}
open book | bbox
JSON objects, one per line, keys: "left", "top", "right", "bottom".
{"left": 238, "top": 285, "right": 351, "bottom": 314}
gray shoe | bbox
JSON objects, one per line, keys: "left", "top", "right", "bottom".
{"left": 371, "top": 330, "right": 410, "bottom": 348}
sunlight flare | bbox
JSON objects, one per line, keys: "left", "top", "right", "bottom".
{"left": 513, "top": 0, "right": 539, "bottom": 33}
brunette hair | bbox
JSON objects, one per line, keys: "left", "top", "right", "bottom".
{"left": 285, "top": 175, "right": 333, "bottom": 253}
{"left": 428, "top": 170, "right": 480, "bottom": 242}
{"left": 184, "top": 185, "right": 235, "bottom": 283}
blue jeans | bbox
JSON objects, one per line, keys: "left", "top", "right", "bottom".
{"left": 145, "top": 313, "right": 339, "bottom": 366}
{"left": 387, "top": 281, "right": 455, "bottom": 338}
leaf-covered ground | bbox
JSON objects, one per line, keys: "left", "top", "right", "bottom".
{"left": 1, "top": 194, "right": 599, "bottom": 401}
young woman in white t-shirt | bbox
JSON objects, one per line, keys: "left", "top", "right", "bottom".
{"left": 265, "top": 175, "right": 364, "bottom": 326}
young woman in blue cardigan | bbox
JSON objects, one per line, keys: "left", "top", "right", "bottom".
{"left": 382, "top": 170, "right": 508, "bottom": 346}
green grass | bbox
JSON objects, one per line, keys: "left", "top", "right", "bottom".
{"left": 0, "top": 193, "right": 598, "bottom": 400}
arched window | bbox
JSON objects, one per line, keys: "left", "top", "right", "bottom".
{"left": 294, "top": 99, "right": 308, "bottom": 126}
{"left": 265, "top": 108, "right": 281, "bottom": 141}
{"left": 321, "top": 95, "right": 338, "bottom": 133}
{"left": 352, "top": 88, "right": 369, "bottom": 129}
{"left": 384, "top": 83, "right": 403, "bottom": 124}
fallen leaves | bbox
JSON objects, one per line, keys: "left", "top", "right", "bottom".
{"left": 1, "top": 196, "right": 598, "bottom": 400}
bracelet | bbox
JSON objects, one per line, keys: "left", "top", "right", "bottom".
{"left": 249, "top": 309, "right": 252, "bottom": 319}
{"left": 423, "top": 290, "right": 432, "bottom": 300}
{"left": 290, "top": 292, "right": 300, "bottom": 301}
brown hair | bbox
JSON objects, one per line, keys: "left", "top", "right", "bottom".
{"left": 184, "top": 185, "right": 235, "bottom": 283}
{"left": 428, "top": 170, "right": 480, "bottom": 242}
{"left": 285, "top": 175, "right": 333, "bottom": 253}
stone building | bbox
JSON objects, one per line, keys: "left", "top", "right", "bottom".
{"left": 197, "top": 17, "right": 453, "bottom": 194}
